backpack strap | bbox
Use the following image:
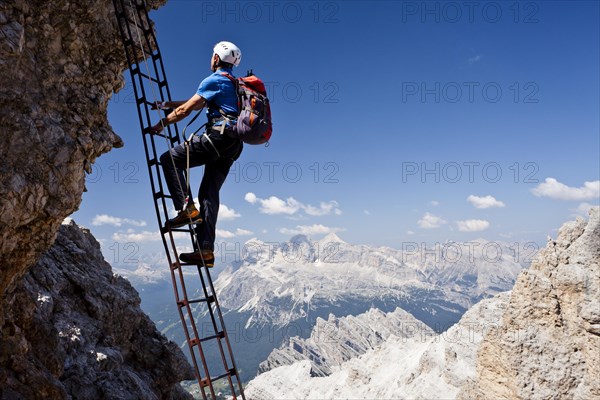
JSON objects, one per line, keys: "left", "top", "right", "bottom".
{"left": 219, "top": 72, "right": 242, "bottom": 112}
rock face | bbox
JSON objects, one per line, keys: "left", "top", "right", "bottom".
{"left": 0, "top": 0, "right": 163, "bottom": 298}
{"left": 0, "top": 221, "right": 194, "bottom": 399}
{"left": 245, "top": 293, "right": 511, "bottom": 399}
{"left": 258, "top": 307, "right": 433, "bottom": 377}
{"left": 0, "top": 1, "right": 192, "bottom": 396}
{"left": 459, "top": 207, "right": 600, "bottom": 400}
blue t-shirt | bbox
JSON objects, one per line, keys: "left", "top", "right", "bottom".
{"left": 196, "top": 67, "right": 238, "bottom": 126}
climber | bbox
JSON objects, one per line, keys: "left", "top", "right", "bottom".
{"left": 148, "top": 41, "right": 243, "bottom": 267}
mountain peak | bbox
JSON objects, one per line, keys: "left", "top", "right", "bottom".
{"left": 320, "top": 232, "right": 345, "bottom": 244}
{"left": 289, "top": 234, "right": 311, "bottom": 245}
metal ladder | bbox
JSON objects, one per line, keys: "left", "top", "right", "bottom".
{"left": 112, "top": 1, "right": 245, "bottom": 398}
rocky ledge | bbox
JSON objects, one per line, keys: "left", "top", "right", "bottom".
{"left": 0, "top": 221, "right": 194, "bottom": 399}
{"left": 460, "top": 207, "right": 599, "bottom": 399}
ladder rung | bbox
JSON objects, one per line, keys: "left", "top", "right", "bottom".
{"left": 177, "top": 262, "right": 212, "bottom": 269}
{"left": 148, "top": 157, "right": 160, "bottom": 166}
{"left": 147, "top": 130, "right": 178, "bottom": 143}
{"left": 130, "top": 38, "right": 152, "bottom": 54}
{"left": 161, "top": 226, "right": 194, "bottom": 235}
{"left": 126, "top": 17, "right": 151, "bottom": 32}
{"left": 177, "top": 295, "right": 212, "bottom": 307}
{"left": 123, "top": 40, "right": 148, "bottom": 56}
{"left": 189, "top": 331, "right": 225, "bottom": 346}
{"left": 136, "top": 96, "right": 148, "bottom": 105}
{"left": 189, "top": 297, "right": 213, "bottom": 305}
{"left": 138, "top": 71, "right": 162, "bottom": 85}
{"left": 202, "top": 331, "right": 225, "bottom": 343}
{"left": 153, "top": 191, "right": 170, "bottom": 200}
{"left": 170, "top": 227, "right": 194, "bottom": 232}
{"left": 176, "top": 296, "right": 216, "bottom": 307}
{"left": 209, "top": 368, "right": 236, "bottom": 385}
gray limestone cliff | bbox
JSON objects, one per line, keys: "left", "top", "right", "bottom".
{"left": 0, "top": 0, "right": 162, "bottom": 296}
{"left": 459, "top": 207, "right": 600, "bottom": 399}
{"left": 0, "top": 0, "right": 194, "bottom": 398}
{"left": 1, "top": 222, "right": 194, "bottom": 399}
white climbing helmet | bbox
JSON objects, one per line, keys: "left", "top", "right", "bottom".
{"left": 213, "top": 41, "right": 242, "bottom": 67}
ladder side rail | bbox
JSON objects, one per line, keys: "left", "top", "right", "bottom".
{"left": 203, "top": 268, "right": 246, "bottom": 399}
{"left": 114, "top": 1, "right": 176, "bottom": 275}
{"left": 193, "top": 266, "right": 244, "bottom": 399}
{"left": 165, "top": 231, "right": 216, "bottom": 399}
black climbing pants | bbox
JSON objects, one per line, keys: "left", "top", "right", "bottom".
{"left": 160, "top": 128, "right": 243, "bottom": 251}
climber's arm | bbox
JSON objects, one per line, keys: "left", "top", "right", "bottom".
{"left": 148, "top": 95, "right": 206, "bottom": 133}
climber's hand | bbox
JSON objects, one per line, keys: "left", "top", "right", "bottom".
{"left": 148, "top": 123, "right": 164, "bottom": 135}
{"left": 150, "top": 101, "right": 165, "bottom": 110}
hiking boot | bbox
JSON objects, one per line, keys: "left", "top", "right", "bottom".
{"left": 168, "top": 204, "right": 202, "bottom": 229}
{"left": 179, "top": 250, "right": 215, "bottom": 267}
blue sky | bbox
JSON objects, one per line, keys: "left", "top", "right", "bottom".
{"left": 72, "top": 0, "right": 599, "bottom": 260}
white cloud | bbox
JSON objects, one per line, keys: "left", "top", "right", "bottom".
{"left": 219, "top": 204, "right": 241, "bottom": 220}
{"left": 244, "top": 192, "right": 257, "bottom": 204}
{"left": 364, "top": 210, "right": 371, "bottom": 215}
{"left": 417, "top": 213, "right": 447, "bottom": 229}
{"left": 468, "top": 55, "right": 481, "bottom": 63}
{"left": 216, "top": 228, "right": 254, "bottom": 239}
{"left": 260, "top": 196, "right": 301, "bottom": 215}
{"left": 111, "top": 228, "right": 189, "bottom": 243}
{"left": 304, "top": 201, "right": 342, "bottom": 216}
{"left": 216, "top": 229, "right": 236, "bottom": 239}
{"left": 467, "top": 195, "right": 506, "bottom": 209}
{"left": 429, "top": 201, "right": 440, "bottom": 207}
{"left": 456, "top": 219, "right": 490, "bottom": 232}
{"left": 245, "top": 193, "right": 341, "bottom": 216}
{"left": 531, "top": 178, "right": 599, "bottom": 201}
{"left": 280, "top": 224, "right": 344, "bottom": 236}
{"left": 406, "top": 230, "right": 415, "bottom": 235}
{"left": 112, "top": 229, "right": 159, "bottom": 242}
{"left": 93, "top": 214, "right": 147, "bottom": 227}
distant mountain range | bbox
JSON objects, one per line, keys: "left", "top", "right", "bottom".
{"left": 115, "top": 233, "right": 526, "bottom": 382}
